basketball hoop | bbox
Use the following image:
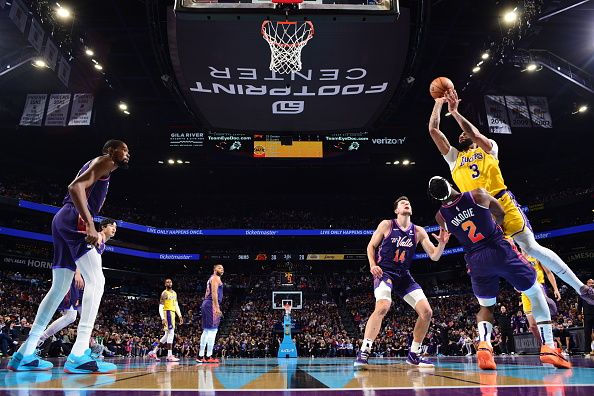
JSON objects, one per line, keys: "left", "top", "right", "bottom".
{"left": 261, "top": 19, "right": 314, "bottom": 74}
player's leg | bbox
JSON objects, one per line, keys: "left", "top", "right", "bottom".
{"left": 206, "top": 329, "right": 219, "bottom": 362}
{"left": 505, "top": 195, "right": 592, "bottom": 302}
{"left": 475, "top": 300, "right": 497, "bottom": 370}
{"left": 38, "top": 309, "right": 78, "bottom": 346}
{"left": 354, "top": 276, "right": 392, "bottom": 368}
{"left": 198, "top": 302, "right": 214, "bottom": 362}
{"left": 166, "top": 323, "right": 179, "bottom": 362}
{"left": 64, "top": 249, "right": 115, "bottom": 374}
{"left": 400, "top": 277, "right": 434, "bottom": 367}
{"left": 8, "top": 268, "right": 74, "bottom": 371}
{"left": 500, "top": 244, "right": 571, "bottom": 368}
{"left": 521, "top": 293, "right": 542, "bottom": 345}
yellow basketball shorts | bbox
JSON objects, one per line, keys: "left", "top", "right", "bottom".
{"left": 164, "top": 310, "right": 176, "bottom": 330}
{"left": 496, "top": 190, "right": 532, "bottom": 237}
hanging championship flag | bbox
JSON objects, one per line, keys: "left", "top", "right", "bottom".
{"left": 484, "top": 95, "right": 512, "bottom": 134}
{"left": 505, "top": 96, "right": 532, "bottom": 128}
{"left": 45, "top": 94, "right": 71, "bottom": 126}
{"left": 28, "top": 18, "right": 45, "bottom": 53}
{"left": 68, "top": 94, "right": 94, "bottom": 126}
{"left": 527, "top": 96, "right": 553, "bottom": 128}
{"left": 9, "top": 0, "right": 28, "bottom": 33}
{"left": 57, "top": 56, "right": 71, "bottom": 87}
{"left": 44, "top": 39, "right": 59, "bottom": 70}
{"left": 20, "top": 94, "right": 48, "bottom": 126}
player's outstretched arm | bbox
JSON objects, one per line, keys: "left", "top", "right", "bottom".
{"left": 367, "top": 220, "right": 390, "bottom": 278}
{"left": 444, "top": 89, "right": 494, "bottom": 153}
{"left": 471, "top": 188, "right": 504, "bottom": 225}
{"left": 542, "top": 265, "right": 561, "bottom": 301}
{"left": 428, "top": 98, "right": 452, "bottom": 155}
{"left": 417, "top": 226, "right": 450, "bottom": 261}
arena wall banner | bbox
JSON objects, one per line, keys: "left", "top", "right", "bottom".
{"left": 8, "top": 0, "right": 28, "bottom": 33}
{"left": 527, "top": 96, "right": 553, "bottom": 128}
{"left": 19, "top": 94, "right": 47, "bottom": 126}
{"left": 57, "top": 56, "right": 71, "bottom": 87}
{"left": 504, "top": 96, "right": 531, "bottom": 128}
{"left": 169, "top": 9, "right": 410, "bottom": 131}
{"left": 45, "top": 94, "right": 71, "bottom": 126}
{"left": 68, "top": 93, "right": 93, "bottom": 125}
{"left": 27, "top": 18, "right": 45, "bottom": 53}
{"left": 484, "top": 95, "right": 512, "bottom": 134}
{"left": 43, "top": 38, "right": 59, "bottom": 70}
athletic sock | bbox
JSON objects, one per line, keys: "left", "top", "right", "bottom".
{"left": 410, "top": 341, "right": 422, "bottom": 354}
{"left": 478, "top": 321, "right": 493, "bottom": 346}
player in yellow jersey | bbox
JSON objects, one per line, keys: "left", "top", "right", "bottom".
{"left": 147, "top": 278, "right": 183, "bottom": 362}
{"left": 428, "top": 88, "right": 594, "bottom": 305}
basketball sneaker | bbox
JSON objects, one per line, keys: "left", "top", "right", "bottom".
{"left": 353, "top": 350, "right": 369, "bottom": 369}
{"left": 7, "top": 351, "right": 53, "bottom": 371}
{"left": 64, "top": 349, "right": 117, "bottom": 374}
{"left": 147, "top": 351, "right": 160, "bottom": 361}
{"left": 406, "top": 351, "right": 434, "bottom": 368}
{"left": 196, "top": 356, "right": 207, "bottom": 363}
{"left": 579, "top": 285, "right": 594, "bottom": 305}
{"left": 206, "top": 357, "right": 219, "bottom": 363}
{"left": 166, "top": 355, "right": 180, "bottom": 362}
{"left": 540, "top": 345, "right": 572, "bottom": 369}
{"left": 477, "top": 341, "right": 496, "bottom": 370}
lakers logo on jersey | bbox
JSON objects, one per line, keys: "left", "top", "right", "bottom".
{"left": 452, "top": 146, "right": 506, "bottom": 197}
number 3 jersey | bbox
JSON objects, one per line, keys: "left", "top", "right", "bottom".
{"left": 439, "top": 192, "right": 503, "bottom": 253}
{"left": 444, "top": 141, "right": 507, "bottom": 197}
{"left": 376, "top": 220, "right": 417, "bottom": 271}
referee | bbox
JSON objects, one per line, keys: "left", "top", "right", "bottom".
{"left": 577, "top": 279, "right": 594, "bottom": 357}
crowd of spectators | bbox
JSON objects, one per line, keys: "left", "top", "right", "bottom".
{"left": 1, "top": 267, "right": 589, "bottom": 360}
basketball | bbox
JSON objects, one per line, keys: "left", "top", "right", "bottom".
{"left": 429, "top": 77, "right": 454, "bottom": 99}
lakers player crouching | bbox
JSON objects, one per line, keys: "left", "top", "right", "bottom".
{"left": 354, "top": 197, "right": 449, "bottom": 369}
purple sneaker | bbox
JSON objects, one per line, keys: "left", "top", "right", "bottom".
{"left": 580, "top": 285, "right": 594, "bottom": 305}
{"left": 406, "top": 351, "right": 434, "bottom": 368}
{"left": 354, "top": 350, "right": 369, "bottom": 369}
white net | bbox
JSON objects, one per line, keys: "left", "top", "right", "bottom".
{"left": 261, "top": 20, "right": 314, "bottom": 74}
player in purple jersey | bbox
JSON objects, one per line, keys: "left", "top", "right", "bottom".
{"left": 197, "top": 264, "right": 225, "bottom": 364}
{"left": 36, "top": 219, "right": 117, "bottom": 350}
{"left": 428, "top": 176, "right": 571, "bottom": 370}
{"left": 354, "top": 197, "right": 450, "bottom": 369}
{"left": 9, "top": 141, "right": 129, "bottom": 374}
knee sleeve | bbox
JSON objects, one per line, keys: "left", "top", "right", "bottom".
{"left": 403, "top": 289, "right": 427, "bottom": 309}
{"left": 374, "top": 281, "right": 392, "bottom": 302}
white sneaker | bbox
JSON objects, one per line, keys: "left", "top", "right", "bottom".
{"left": 166, "top": 355, "right": 180, "bottom": 362}
{"left": 147, "top": 351, "right": 160, "bottom": 361}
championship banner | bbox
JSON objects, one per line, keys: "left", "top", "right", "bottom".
{"left": 19, "top": 94, "right": 47, "bottom": 126}
{"left": 45, "top": 94, "right": 71, "bottom": 126}
{"left": 484, "top": 95, "right": 512, "bottom": 134}
{"left": 68, "top": 93, "right": 94, "bottom": 126}
{"left": 27, "top": 18, "right": 45, "bottom": 53}
{"left": 57, "top": 56, "right": 71, "bottom": 87}
{"left": 527, "top": 96, "right": 553, "bottom": 128}
{"left": 8, "top": 0, "right": 28, "bottom": 33}
{"left": 43, "top": 39, "right": 59, "bottom": 70}
{"left": 505, "top": 96, "right": 532, "bottom": 128}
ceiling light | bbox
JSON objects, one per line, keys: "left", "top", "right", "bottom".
{"left": 158, "top": 161, "right": 164, "bottom": 164}
{"left": 94, "top": 64, "right": 103, "bottom": 70}
{"left": 393, "top": 160, "right": 400, "bottom": 165}
{"left": 385, "top": 161, "right": 391, "bottom": 165}
{"left": 477, "top": 61, "right": 484, "bottom": 66}
{"left": 481, "top": 52, "right": 490, "bottom": 60}
{"left": 472, "top": 66, "right": 481, "bottom": 73}
{"left": 176, "top": 159, "right": 183, "bottom": 164}
{"left": 402, "top": 159, "right": 410, "bottom": 165}
{"left": 184, "top": 161, "right": 190, "bottom": 164}
{"left": 503, "top": 8, "right": 518, "bottom": 24}
{"left": 56, "top": 6, "right": 72, "bottom": 19}
{"left": 32, "top": 59, "right": 47, "bottom": 68}
{"left": 167, "top": 159, "right": 175, "bottom": 164}
{"left": 118, "top": 103, "right": 128, "bottom": 111}
{"left": 578, "top": 105, "right": 588, "bottom": 113}
{"left": 85, "top": 49, "right": 94, "bottom": 57}
{"left": 445, "top": 112, "right": 451, "bottom": 117}
{"left": 526, "top": 63, "right": 538, "bottom": 72}
{"left": 123, "top": 110, "right": 130, "bottom": 115}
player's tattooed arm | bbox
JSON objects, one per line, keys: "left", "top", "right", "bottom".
{"left": 428, "top": 98, "right": 452, "bottom": 155}
{"left": 444, "top": 89, "right": 493, "bottom": 153}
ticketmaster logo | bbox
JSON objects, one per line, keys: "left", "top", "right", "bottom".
{"left": 245, "top": 230, "right": 279, "bottom": 235}
{"left": 159, "top": 254, "right": 193, "bottom": 259}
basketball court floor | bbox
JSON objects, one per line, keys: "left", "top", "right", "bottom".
{"left": 1, "top": 356, "right": 593, "bottom": 395}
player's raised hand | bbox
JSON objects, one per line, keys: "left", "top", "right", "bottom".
{"left": 432, "top": 228, "right": 450, "bottom": 245}
{"left": 444, "top": 89, "right": 461, "bottom": 113}
{"left": 178, "top": 316, "right": 183, "bottom": 325}
{"left": 370, "top": 265, "right": 383, "bottom": 278}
